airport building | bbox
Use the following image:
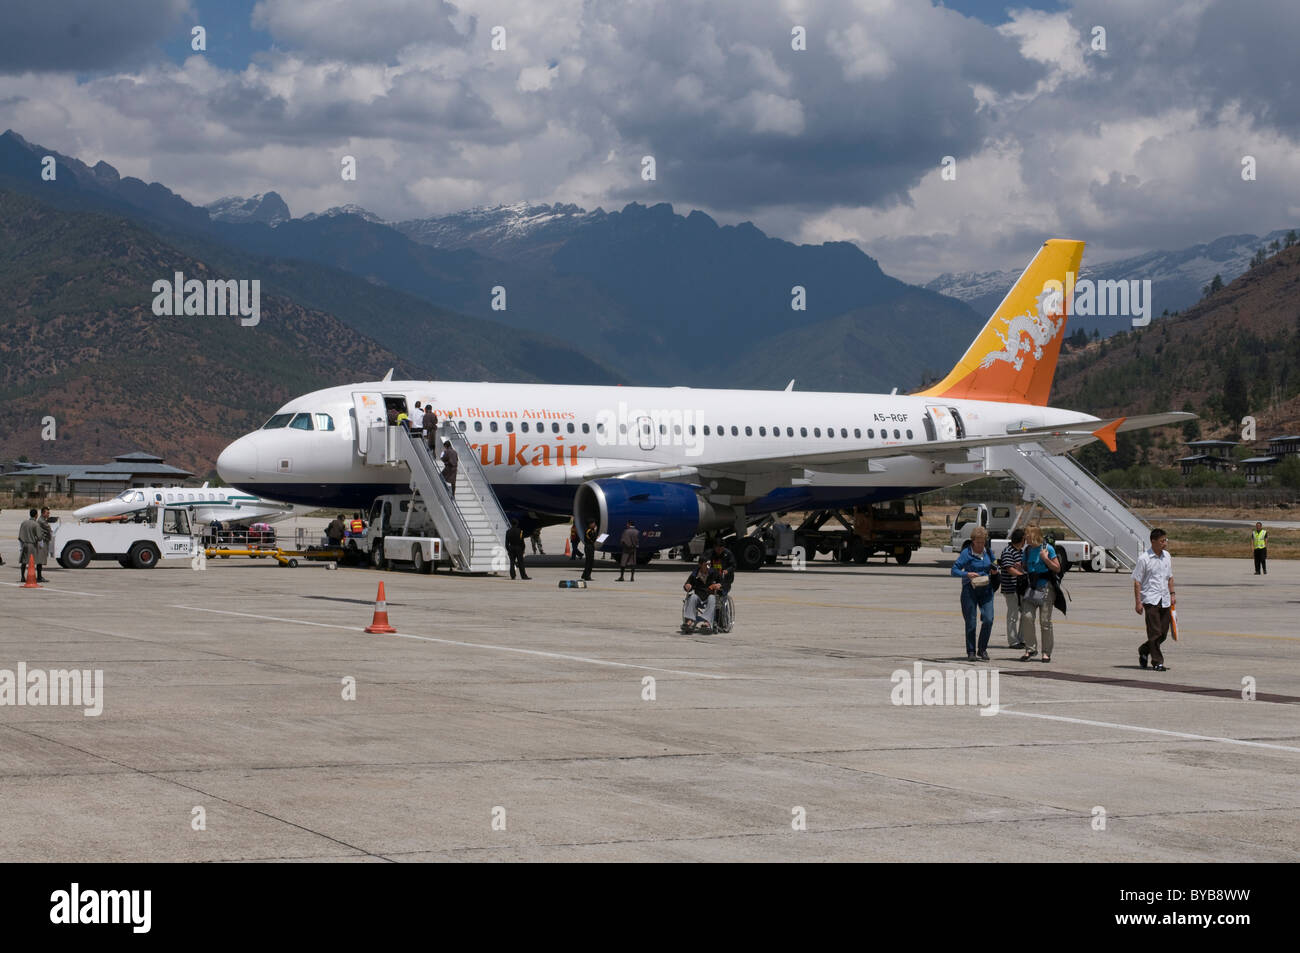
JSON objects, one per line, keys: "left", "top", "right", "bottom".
{"left": 0, "top": 451, "right": 192, "bottom": 498}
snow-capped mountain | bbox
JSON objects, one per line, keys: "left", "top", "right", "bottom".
{"left": 300, "top": 204, "right": 387, "bottom": 224}
{"left": 926, "top": 229, "right": 1300, "bottom": 322}
{"left": 394, "top": 202, "right": 604, "bottom": 264}
{"left": 204, "top": 191, "right": 291, "bottom": 225}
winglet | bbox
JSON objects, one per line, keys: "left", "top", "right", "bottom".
{"left": 1093, "top": 416, "right": 1125, "bottom": 452}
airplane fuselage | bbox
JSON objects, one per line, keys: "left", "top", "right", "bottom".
{"left": 216, "top": 380, "right": 1098, "bottom": 517}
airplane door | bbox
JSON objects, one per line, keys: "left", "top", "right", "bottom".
{"left": 636, "top": 415, "right": 656, "bottom": 451}
{"left": 926, "top": 406, "right": 958, "bottom": 441}
{"left": 352, "top": 392, "right": 386, "bottom": 455}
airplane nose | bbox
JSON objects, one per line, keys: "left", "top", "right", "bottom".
{"left": 217, "top": 434, "right": 259, "bottom": 482}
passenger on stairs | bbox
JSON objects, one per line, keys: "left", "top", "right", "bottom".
{"left": 422, "top": 403, "right": 438, "bottom": 450}
{"left": 440, "top": 441, "right": 459, "bottom": 495}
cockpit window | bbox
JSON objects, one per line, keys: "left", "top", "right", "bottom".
{"left": 314, "top": 413, "right": 335, "bottom": 431}
{"left": 289, "top": 413, "right": 314, "bottom": 431}
{"left": 262, "top": 414, "right": 293, "bottom": 429}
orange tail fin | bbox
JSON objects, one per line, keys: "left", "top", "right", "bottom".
{"left": 915, "top": 239, "right": 1085, "bottom": 406}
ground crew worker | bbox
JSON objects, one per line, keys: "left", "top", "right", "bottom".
{"left": 18, "top": 508, "right": 44, "bottom": 583}
{"left": 707, "top": 537, "right": 737, "bottom": 592}
{"left": 530, "top": 528, "right": 544, "bottom": 555}
{"left": 38, "top": 508, "right": 53, "bottom": 573}
{"left": 569, "top": 523, "right": 582, "bottom": 561}
{"left": 1253, "top": 522, "right": 1268, "bottom": 575}
{"left": 617, "top": 521, "right": 639, "bottom": 582}
{"left": 581, "top": 520, "right": 598, "bottom": 580}
{"left": 505, "top": 519, "right": 530, "bottom": 580}
{"left": 326, "top": 514, "right": 346, "bottom": 545}
{"left": 349, "top": 514, "right": 364, "bottom": 536}
{"left": 396, "top": 408, "right": 410, "bottom": 429}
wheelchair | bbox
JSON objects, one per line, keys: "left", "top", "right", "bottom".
{"left": 681, "top": 589, "right": 735, "bottom": 634}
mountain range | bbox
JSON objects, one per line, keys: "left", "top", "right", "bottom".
{"left": 926, "top": 229, "right": 1300, "bottom": 329}
{"left": 3, "top": 126, "right": 1294, "bottom": 477}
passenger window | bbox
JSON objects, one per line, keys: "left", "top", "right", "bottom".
{"left": 730, "top": 426, "right": 738, "bottom": 436}
{"left": 553, "top": 423, "right": 560, "bottom": 433}
{"left": 567, "top": 423, "right": 575, "bottom": 433}
{"left": 523, "top": 422, "right": 531, "bottom": 432}
{"left": 506, "top": 422, "right": 514, "bottom": 433}
{"left": 786, "top": 427, "right": 793, "bottom": 437}
{"left": 841, "top": 428, "right": 848, "bottom": 438}
{"left": 490, "top": 421, "right": 499, "bottom": 432}
{"left": 703, "top": 426, "right": 711, "bottom": 436}
{"left": 166, "top": 493, "right": 175, "bottom": 502}
{"left": 827, "top": 428, "right": 834, "bottom": 439}
{"left": 745, "top": 426, "right": 752, "bottom": 436}
{"left": 800, "top": 427, "right": 807, "bottom": 437}
{"left": 660, "top": 424, "right": 667, "bottom": 435}
{"left": 759, "top": 427, "right": 766, "bottom": 436}
{"left": 262, "top": 413, "right": 293, "bottom": 429}
{"left": 582, "top": 423, "right": 590, "bottom": 434}
{"left": 688, "top": 425, "right": 696, "bottom": 436}
{"left": 854, "top": 428, "right": 861, "bottom": 438}
{"left": 619, "top": 423, "right": 627, "bottom": 434}
{"left": 474, "top": 421, "right": 482, "bottom": 432}
{"left": 868, "top": 429, "right": 875, "bottom": 438}
{"left": 315, "top": 414, "right": 335, "bottom": 431}
{"left": 457, "top": 421, "right": 465, "bottom": 431}
{"left": 673, "top": 425, "right": 681, "bottom": 436}
{"left": 894, "top": 429, "right": 901, "bottom": 439}
{"left": 289, "top": 413, "right": 313, "bottom": 430}
{"left": 906, "top": 429, "right": 913, "bottom": 439}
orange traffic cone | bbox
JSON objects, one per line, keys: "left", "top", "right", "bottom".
{"left": 564, "top": 537, "right": 571, "bottom": 556}
{"left": 365, "top": 581, "right": 396, "bottom": 633}
{"left": 21, "top": 553, "right": 41, "bottom": 589}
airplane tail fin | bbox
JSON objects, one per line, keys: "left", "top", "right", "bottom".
{"left": 915, "top": 239, "right": 1084, "bottom": 406}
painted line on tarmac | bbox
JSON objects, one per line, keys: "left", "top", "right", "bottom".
{"left": 173, "top": 605, "right": 733, "bottom": 680}
{"left": 0, "top": 581, "right": 96, "bottom": 596}
{"left": 998, "top": 709, "right": 1300, "bottom": 753}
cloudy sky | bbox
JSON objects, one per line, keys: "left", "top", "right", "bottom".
{"left": 1, "top": 0, "right": 1296, "bottom": 280}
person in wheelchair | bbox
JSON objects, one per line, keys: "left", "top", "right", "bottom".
{"left": 682, "top": 557, "right": 724, "bottom": 634}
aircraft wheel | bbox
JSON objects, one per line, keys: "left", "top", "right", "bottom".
{"left": 735, "top": 538, "right": 764, "bottom": 572}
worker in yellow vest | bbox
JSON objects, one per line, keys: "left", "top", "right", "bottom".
{"left": 1253, "top": 522, "right": 1268, "bottom": 575}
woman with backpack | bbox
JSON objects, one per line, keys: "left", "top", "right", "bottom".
{"left": 1018, "top": 524, "right": 1061, "bottom": 662}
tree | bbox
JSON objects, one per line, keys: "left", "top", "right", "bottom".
{"left": 1181, "top": 400, "right": 1201, "bottom": 441}
{"left": 1270, "top": 239, "right": 1281, "bottom": 254}
{"left": 1202, "top": 274, "right": 1223, "bottom": 298}
{"left": 1222, "top": 356, "right": 1249, "bottom": 425}
{"left": 1286, "top": 230, "right": 1297, "bottom": 249}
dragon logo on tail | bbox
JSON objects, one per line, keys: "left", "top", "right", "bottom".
{"left": 979, "top": 286, "right": 1066, "bottom": 372}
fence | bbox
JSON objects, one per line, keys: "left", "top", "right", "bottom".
{"left": 922, "top": 482, "right": 1298, "bottom": 509}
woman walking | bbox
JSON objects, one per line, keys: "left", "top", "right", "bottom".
{"left": 950, "top": 526, "right": 998, "bottom": 661}
{"left": 1018, "top": 525, "right": 1061, "bottom": 662}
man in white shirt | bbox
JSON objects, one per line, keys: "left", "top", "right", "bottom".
{"left": 1131, "top": 528, "right": 1175, "bottom": 671}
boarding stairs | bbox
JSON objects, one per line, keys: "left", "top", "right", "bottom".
{"left": 377, "top": 423, "right": 509, "bottom": 572}
{"left": 985, "top": 442, "right": 1149, "bottom": 570}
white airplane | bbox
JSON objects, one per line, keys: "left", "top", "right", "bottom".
{"left": 216, "top": 240, "right": 1189, "bottom": 557}
{"left": 74, "top": 484, "right": 297, "bottom": 525}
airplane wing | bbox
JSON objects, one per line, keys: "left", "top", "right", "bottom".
{"left": 576, "top": 412, "right": 1195, "bottom": 481}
